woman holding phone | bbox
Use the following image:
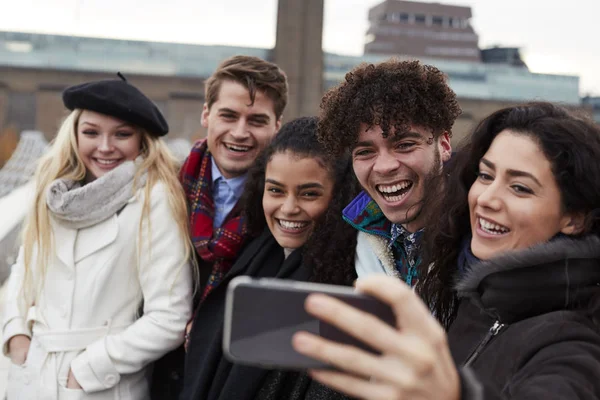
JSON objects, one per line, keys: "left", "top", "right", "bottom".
{"left": 180, "top": 117, "right": 360, "bottom": 400}
{"left": 292, "top": 103, "right": 600, "bottom": 400}
{"left": 2, "top": 75, "right": 193, "bottom": 399}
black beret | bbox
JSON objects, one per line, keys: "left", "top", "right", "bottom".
{"left": 62, "top": 73, "right": 169, "bottom": 136}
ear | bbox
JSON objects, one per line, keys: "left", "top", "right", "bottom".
{"left": 274, "top": 118, "right": 282, "bottom": 133}
{"left": 560, "top": 212, "right": 586, "bottom": 236}
{"left": 201, "top": 103, "right": 210, "bottom": 128}
{"left": 438, "top": 131, "right": 452, "bottom": 163}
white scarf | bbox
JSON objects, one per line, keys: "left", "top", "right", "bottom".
{"left": 46, "top": 158, "right": 147, "bottom": 229}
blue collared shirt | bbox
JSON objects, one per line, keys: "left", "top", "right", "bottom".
{"left": 211, "top": 158, "right": 247, "bottom": 228}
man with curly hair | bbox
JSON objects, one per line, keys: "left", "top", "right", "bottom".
{"left": 318, "top": 59, "right": 461, "bottom": 286}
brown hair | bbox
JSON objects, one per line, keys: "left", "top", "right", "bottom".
{"left": 205, "top": 55, "right": 289, "bottom": 119}
{"left": 318, "top": 59, "right": 461, "bottom": 156}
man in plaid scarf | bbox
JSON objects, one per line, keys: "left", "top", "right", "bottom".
{"left": 151, "top": 55, "right": 288, "bottom": 400}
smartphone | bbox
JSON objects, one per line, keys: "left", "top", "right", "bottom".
{"left": 222, "top": 276, "right": 396, "bottom": 370}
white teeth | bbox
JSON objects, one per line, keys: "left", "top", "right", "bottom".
{"left": 278, "top": 220, "right": 309, "bottom": 230}
{"left": 226, "top": 144, "right": 251, "bottom": 152}
{"left": 479, "top": 218, "right": 509, "bottom": 234}
{"left": 377, "top": 181, "right": 412, "bottom": 193}
{"left": 96, "top": 159, "right": 119, "bottom": 165}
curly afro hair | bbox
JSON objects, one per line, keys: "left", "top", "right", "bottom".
{"left": 318, "top": 59, "right": 461, "bottom": 156}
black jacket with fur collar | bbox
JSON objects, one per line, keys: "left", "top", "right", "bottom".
{"left": 448, "top": 236, "right": 600, "bottom": 400}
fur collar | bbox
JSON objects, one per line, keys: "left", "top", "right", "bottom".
{"left": 455, "top": 235, "right": 600, "bottom": 323}
{"left": 456, "top": 235, "right": 600, "bottom": 293}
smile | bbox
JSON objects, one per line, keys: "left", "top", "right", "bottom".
{"left": 478, "top": 217, "right": 510, "bottom": 235}
{"left": 376, "top": 180, "right": 413, "bottom": 202}
{"left": 93, "top": 158, "right": 122, "bottom": 166}
{"left": 277, "top": 219, "right": 310, "bottom": 231}
{"left": 224, "top": 143, "right": 252, "bottom": 153}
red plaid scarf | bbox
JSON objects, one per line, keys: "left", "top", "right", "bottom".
{"left": 179, "top": 139, "right": 249, "bottom": 302}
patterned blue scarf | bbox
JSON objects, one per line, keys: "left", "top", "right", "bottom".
{"left": 389, "top": 223, "right": 424, "bottom": 286}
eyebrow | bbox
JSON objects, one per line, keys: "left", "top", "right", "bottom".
{"left": 218, "top": 107, "right": 271, "bottom": 122}
{"left": 480, "top": 158, "right": 542, "bottom": 187}
{"left": 394, "top": 131, "right": 425, "bottom": 140}
{"left": 265, "top": 179, "right": 324, "bottom": 190}
{"left": 353, "top": 131, "right": 424, "bottom": 149}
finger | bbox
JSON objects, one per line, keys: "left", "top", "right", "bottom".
{"left": 292, "top": 331, "right": 411, "bottom": 385}
{"left": 355, "top": 276, "right": 445, "bottom": 341}
{"left": 303, "top": 293, "right": 406, "bottom": 355}
{"left": 308, "top": 369, "right": 399, "bottom": 400}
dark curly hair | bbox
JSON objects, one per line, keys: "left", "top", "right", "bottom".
{"left": 417, "top": 102, "right": 600, "bottom": 329}
{"left": 318, "top": 59, "right": 461, "bottom": 156}
{"left": 241, "top": 116, "right": 360, "bottom": 285}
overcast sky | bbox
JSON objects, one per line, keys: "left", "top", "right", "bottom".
{"left": 1, "top": 0, "right": 598, "bottom": 95}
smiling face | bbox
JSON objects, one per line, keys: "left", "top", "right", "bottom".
{"left": 351, "top": 124, "right": 451, "bottom": 231}
{"left": 468, "top": 130, "right": 579, "bottom": 260}
{"left": 263, "top": 151, "right": 334, "bottom": 249}
{"left": 77, "top": 110, "right": 142, "bottom": 183}
{"left": 203, "top": 80, "right": 281, "bottom": 179}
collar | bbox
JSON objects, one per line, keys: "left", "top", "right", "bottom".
{"left": 210, "top": 157, "right": 247, "bottom": 197}
{"left": 390, "top": 223, "right": 423, "bottom": 250}
{"left": 342, "top": 191, "right": 392, "bottom": 238}
{"left": 455, "top": 235, "right": 600, "bottom": 323}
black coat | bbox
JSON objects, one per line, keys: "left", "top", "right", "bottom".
{"left": 449, "top": 236, "right": 600, "bottom": 400}
{"left": 179, "top": 229, "right": 350, "bottom": 400}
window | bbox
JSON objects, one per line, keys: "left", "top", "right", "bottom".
{"left": 399, "top": 13, "right": 410, "bottom": 23}
{"left": 432, "top": 16, "right": 444, "bottom": 26}
{"left": 414, "top": 14, "right": 426, "bottom": 24}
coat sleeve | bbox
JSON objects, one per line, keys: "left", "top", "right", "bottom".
{"left": 459, "top": 324, "right": 600, "bottom": 400}
{"left": 1, "top": 246, "right": 33, "bottom": 355}
{"left": 70, "top": 183, "right": 193, "bottom": 392}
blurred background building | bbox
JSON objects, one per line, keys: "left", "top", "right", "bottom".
{"left": 365, "top": 0, "right": 480, "bottom": 62}
{"left": 0, "top": 0, "right": 594, "bottom": 169}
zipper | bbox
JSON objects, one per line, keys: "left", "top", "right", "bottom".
{"left": 463, "top": 320, "right": 506, "bottom": 367}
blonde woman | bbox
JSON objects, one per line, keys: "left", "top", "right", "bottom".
{"left": 1, "top": 74, "right": 193, "bottom": 399}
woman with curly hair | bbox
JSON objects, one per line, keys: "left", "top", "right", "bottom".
{"left": 181, "top": 116, "right": 360, "bottom": 400}
{"left": 293, "top": 102, "right": 600, "bottom": 400}
{"left": 317, "top": 58, "right": 461, "bottom": 287}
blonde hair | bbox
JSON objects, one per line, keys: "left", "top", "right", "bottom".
{"left": 20, "top": 109, "right": 196, "bottom": 310}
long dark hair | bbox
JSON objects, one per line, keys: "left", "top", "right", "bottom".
{"left": 418, "top": 102, "right": 600, "bottom": 328}
{"left": 241, "top": 116, "right": 360, "bottom": 285}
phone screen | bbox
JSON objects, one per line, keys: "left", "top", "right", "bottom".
{"left": 224, "top": 279, "right": 396, "bottom": 370}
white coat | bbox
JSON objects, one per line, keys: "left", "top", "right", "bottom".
{"left": 1, "top": 182, "right": 192, "bottom": 400}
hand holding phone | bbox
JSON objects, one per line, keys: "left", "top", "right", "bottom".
{"left": 223, "top": 276, "right": 396, "bottom": 370}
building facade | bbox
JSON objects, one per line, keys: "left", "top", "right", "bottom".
{"left": 582, "top": 96, "right": 600, "bottom": 123}
{"left": 364, "top": 0, "right": 480, "bottom": 62}
{"left": 0, "top": 30, "right": 584, "bottom": 145}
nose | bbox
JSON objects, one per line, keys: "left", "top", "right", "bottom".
{"left": 98, "top": 135, "right": 114, "bottom": 153}
{"left": 280, "top": 195, "right": 300, "bottom": 215}
{"left": 372, "top": 150, "right": 401, "bottom": 175}
{"left": 230, "top": 120, "right": 250, "bottom": 140}
{"left": 476, "top": 182, "right": 503, "bottom": 211}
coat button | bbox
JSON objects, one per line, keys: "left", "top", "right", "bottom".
{"left": 104, "top": 374, "right": 117, "bottom": 386}
{"left": 23, "top": 371, "right": 31, "bottom": 384}
{"left": 60, "top": 306, "right": 68, "bottom": 317}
